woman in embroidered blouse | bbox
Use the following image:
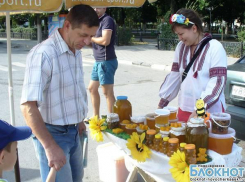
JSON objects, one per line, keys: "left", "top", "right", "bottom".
{"left": 158, "top": 9, "right": 227, "bottom": 122}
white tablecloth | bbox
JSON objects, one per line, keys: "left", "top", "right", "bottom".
{"left": 104, "top": 132, "right": 243, "bottom": 182}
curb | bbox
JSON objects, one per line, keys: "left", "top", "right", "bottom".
{"left": 118, "top": 59, "right": 171, "bottom": 71}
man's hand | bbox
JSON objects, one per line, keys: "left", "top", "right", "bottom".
{"left": 45, "top": 144, "right": 66, "bottom": 171}
{"left": 78, "top": 122, "right": 86, "bottom": 135}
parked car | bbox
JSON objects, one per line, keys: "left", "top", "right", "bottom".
{"left": 224, "top": 55, "right": 245, "bottom": 140}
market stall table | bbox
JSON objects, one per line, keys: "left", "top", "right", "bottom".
{"left": 104, "top": 132, "right": 243, "bottom": 182}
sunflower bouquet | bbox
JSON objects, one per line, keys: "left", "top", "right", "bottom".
{"left": 169, "top": 150, "right": 190, "bottom": 182}
{"left": 89, "top": 116, "right": 107, "bottom": 142}
{"left": 126, "top": 132, "right": 152, "bottom": 162}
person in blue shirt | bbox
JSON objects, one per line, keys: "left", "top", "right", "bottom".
{"left": 0, "top": 119, "right": 32, "bottom": 182}
{"left": 88, "top": 7, "right": 118, "bottom": 119}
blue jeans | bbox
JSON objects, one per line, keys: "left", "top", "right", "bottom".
{"left": 32, "top": 124, "right": 83, "bottom": 182}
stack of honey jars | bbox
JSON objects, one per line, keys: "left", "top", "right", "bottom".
{"left": 208, "top": 113, "right": 235, "bottom": 155}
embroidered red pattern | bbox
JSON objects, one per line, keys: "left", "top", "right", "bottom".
{"left": 209, "top": 67, "right": 227, "bottom": 78}
{"left": 171, "top": 63, "right": 179, "bottom": 72}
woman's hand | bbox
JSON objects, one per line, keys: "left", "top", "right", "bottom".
{"left": 188, "top": 110, "right": 197, "bottom": 122}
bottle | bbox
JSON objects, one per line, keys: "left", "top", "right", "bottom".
{"left": 185, "top": 144, "right": 197, "bottom": 165}
{"left": 113, "top": 96, "right": 132, "bottom": 123}
{"left": 186, "top": 118, "right": 209, "bottom": 155}
{"left": 145, "top": 129, "right": 156, "bottom": 149}
{"left": 153, "top": 134, "right": 162, "bottom": 152}
{"left": 160, "top": 137, "right": 169, "bottom": 154}
{"left": 167, "top": 138, "right": 179, "bottom": 157}
{"left": 179, "top": 143, "right": 186, "bottom": 152}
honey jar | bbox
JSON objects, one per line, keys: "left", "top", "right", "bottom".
{"left": 167, "top": 138, "right": 179, "bottom": 157}
{"left": 145, "top": 113, "right": 157, "bottom": 129}
{"left": 186, "top": 118, "right": 209, "bottom": 155}
{"left": 155, "top": 109, "right": 170, "bottom": 125}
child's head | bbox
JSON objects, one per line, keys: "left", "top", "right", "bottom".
{"left": 0, "top": 120, "right": 32, "bottom": 172}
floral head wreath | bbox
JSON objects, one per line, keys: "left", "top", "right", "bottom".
{"left": 169, "top": 14, "right": 194, "bottom": 26}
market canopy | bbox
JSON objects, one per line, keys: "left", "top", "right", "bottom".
{"left": 0, "top": 0, "right": 148, "bottom": 14}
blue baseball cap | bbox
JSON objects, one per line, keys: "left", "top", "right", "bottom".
{"left": 0, "top": 119, "right": 32, "bottom": 150}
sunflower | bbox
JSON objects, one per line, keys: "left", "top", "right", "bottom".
{"left": 126, "top": 132, "right": 151, "bottom": 162}
{"left": 89, "top": 115, "right": 107, "bottom": 142}
{"left": 169, "top": 150, "right": 190, "bottom": 182}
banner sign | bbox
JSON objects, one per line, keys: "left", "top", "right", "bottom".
{"left": 0, "top": 0, "right": 62, "bottom": 12}
{"left": 66, "top": 0, "right": 146, "bottom": 8}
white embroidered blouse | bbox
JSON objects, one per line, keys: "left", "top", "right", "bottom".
{"left": 158, "top": 35, "right": 227, "bottom": 113}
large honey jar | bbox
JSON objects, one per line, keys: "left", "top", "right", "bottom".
{"left": 186, "top": 118, "right": 209, "bottom": 155}
{"left": 113, "top": 96, "right": 132, "bottom": 123}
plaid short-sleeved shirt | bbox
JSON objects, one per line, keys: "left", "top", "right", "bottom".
{"left": 21, "top": 29, "right": 88, "bottom": 125}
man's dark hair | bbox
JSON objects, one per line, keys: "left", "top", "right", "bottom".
{"left": 66, "top": 4, "right": 99, "bottom": 29}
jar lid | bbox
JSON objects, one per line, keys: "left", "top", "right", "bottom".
{"left": 180, "top": 143, "right": 186, "bottom": 148}
{"left": 164, "top": 106, "right": 178, "bottom": 113}
{"left": 210, "top": 112, "right": 231, "bottom": 120}
{"left": 146, "top": 129, "right": 156, "bottom": 135}
{"left": 185, "top": 144, "right": 195, "bottom": 150}
{"left": 107, "top": 113, "right": 119, "bottom": 122}
{"left": 155, "top": 134, "right": 162, "bottom": 139}
{"left": 155, "top": 109, "right": 170, "bottom": 116}
{"left": 131, "top": 116, "right": 146, "bottom": 123}
{"left": 160, "top": 130, "right": 170, "bottom": 135}
{"left": 117, "top": 96, "right": 128, "bottom": 100}
{"left": 169, "top": 119, "right": 178, "bottom": 123}
{"left": 168, "top": 138, "right": 179, "bottom": 143}
{"left": 190, "top": 117, "right": 204, "bottom": 124}
{"left": 145, "top": 113, "right": 157, "bottom": 119}
{"left": 163, "top": 137, "right": 169, "bottom": 141}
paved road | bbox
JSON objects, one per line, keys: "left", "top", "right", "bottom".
{"left": 0, "top": 38, "right": 244, "bottom": 182}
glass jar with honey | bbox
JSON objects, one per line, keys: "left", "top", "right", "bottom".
{"left": 186, "top": 118, "right": 209, "bottom": 155}
{"left": 185, "top": 144, "right": 197, "bottom": 165}
{"left": 136, "top": 124, "right": 148, "bottom": 135}
{"left": 153, "top": 134, "right": 162, "bottom": 152}
{"left": 164, "top": 106, "right": 178, "bottom": 120}
{"left": 160, "top": 137, "right": 169, "bottom": 154}
{"left": 155, "top": 109, "right": 170, "bottom": 125}
{"left": 179, "top": 142, "right": 186, "bottom": 152}
{"left": 169, "top": 123, "right": 186, "bottom": 143}
{"left": 167, "top": 138, "right": 179, "bottom": 157}
{"left": 119, "top": 120, "right": 131, "bottom": 131}
{"left": 145, "top": 129, "right": 156, "bottom": 149}
{"left": 113, "top": 96, "right": 132, "bottom": 123}
{"left": 145, "top": 113, "right": 157, "bottom": 129}
{"left": 210, "top": 113, "right": 231, "bottom": 134}
{"left": 125, "top": 123, "right": 137, "bottom": 135}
